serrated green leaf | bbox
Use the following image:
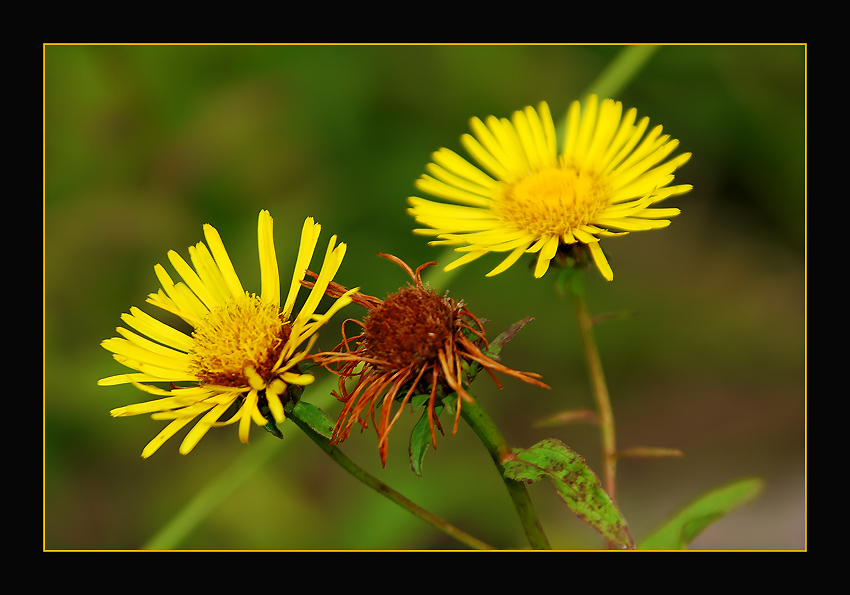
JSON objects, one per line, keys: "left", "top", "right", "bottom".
{"left": 638, "top": 477, "right": 764, "bottom": 550}
{"left": 287, "top": 400, "right": 337, "bottom": 441}
{"left": 503, "top": 438, "right": 633, "bottom": 549}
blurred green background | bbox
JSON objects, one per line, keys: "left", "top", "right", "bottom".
{"left": 44, "top": 44, "right": 805, "bottom": 550}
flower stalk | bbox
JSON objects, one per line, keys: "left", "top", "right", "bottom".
{"left": 568, "top": 269, "right": 618, "bottom": 503}
{"left": 286, "top": 404, "right": 496, "bottom": 550}
{"left": 459, "top": 393, "right": 552, "bottom": 550}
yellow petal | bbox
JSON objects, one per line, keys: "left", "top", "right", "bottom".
{"left": 599, "top": 106, "right": 639, "bottom": 172}
{"left": 115, "top": 326, "right": 190, "bottom": 358}
{"left": 444, "top": 250, "right": 488, "bottom": 271}
{"left": 296, "top": 235, "right": 346, "bottom": 326}
{"left": 188, "top": 242, "right": 231, "bottom": 306}
{"left": 101, "top": 337, "right": 190, "bottom": 373}
{"left": 152, "top": 264, "right": 206, "bottom": 324}
{"left": 461, "top": 132, "right": 510, "bottom": 181}
{"left": 179, "top": 401, "right": 231, "bottom": 455}
{"left": 167, "top": 250, "right": 218, "bottom": 312}
{"left": 534, "top": 235, "right": 559, "bottom": 278}
{"left": 486, "top": 245, "right": 529, "bottom": 277}
{"left": 572, "top": 94, "right": 599, "bottom": 164}
{"left": 265, "top": 388, "right": 286, "bottom": 425}
{"left": 141, "top": 416, "right": 195, "bottom": 459}
{"left": 258, "top": 210, "right": 280, "bottom": 306}
{"left": 415, "top": 175, "right": 492, "bottom": 208}
{"left": 584, "top": 98, "right": 623, "bottom": 170}
{"left": 239, "top": 390, "right": 259, "bottom": 444}
{"left": 588, "top": 242, "right": 614, "bottom": 281}
{"left": 469, "top": 116, "right": 511, "bottom": 172}
{"left": 601, "top": 114, "right": 650, "bottom": 176}
{"left": 284, "top": 217, "right": 320, "bottom": 320}
{"left": 431, "top": 147, "right": 498, "bottom": 189}
{"left": 110, "top": 392, "right": 211, "bottom": 417}
{"left": 203, "top": 223, "right": 244, "bottom": 299}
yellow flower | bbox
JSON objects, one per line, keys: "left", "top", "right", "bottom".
{"left": 99, "top": 211, "right": 353, "bottom": 458}
{"left": 408, "top": 95, "right": 693, "bottom": 281}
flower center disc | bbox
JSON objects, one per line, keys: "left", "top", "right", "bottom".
{"left": 497, "top": 165, "right": 610, "bottom": 236}
{"left": 190, "top": 294, "right": 290, "bottom": 387}
{"left": 362, "top": 286, "right": 454, "bottom": 372}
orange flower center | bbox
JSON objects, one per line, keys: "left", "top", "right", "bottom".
{"left": 361, "top": 285, "right": 454, "bottom": 372}
{"left": 190, "top": 294, "right": 291, "bottom": 387}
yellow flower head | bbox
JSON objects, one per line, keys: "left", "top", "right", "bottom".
{"left": 99, "top": 211, "right": 354, "bottom": 458}
{"left": 408, "top": 95, "right": 693, "bottom": 281}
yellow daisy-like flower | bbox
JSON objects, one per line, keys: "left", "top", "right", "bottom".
{"left": 408, "top": 95, "right": 693, "bottom": 281}
{"left": 98, "top": 211, "right": 354, "bottom": 458}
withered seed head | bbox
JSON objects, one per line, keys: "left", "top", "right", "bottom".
{"left": 361, "top": 285, "right": 455, "bottom": 372}
{"left": 306, "top": 253, "right": 549, "bottom": 466}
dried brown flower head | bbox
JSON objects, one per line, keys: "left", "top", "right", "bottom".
{"left": 308, "top": 253, "right": 548, "bottom": 466}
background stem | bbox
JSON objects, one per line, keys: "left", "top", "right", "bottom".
{"left": 142, "top": 433, "right": 281, "bottom": 550}
{"left": 570, "top": 270, "right": 618, "bottom": 503}
{"left": 582, "top": 45, "right": 660, "bottom": 100}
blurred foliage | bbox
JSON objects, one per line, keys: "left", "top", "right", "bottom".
{"left": 44, "top": 44, "right": 805, "bottom": 550}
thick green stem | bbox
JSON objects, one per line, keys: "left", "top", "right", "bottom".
{"left": 288, "top": 411, "right": 496, "bottom": 550}
{"left": 460, "top": 395, "right": 552, "bottom": 550}
{"left": 570, "top": 270, "right": 618, "bottom": 503}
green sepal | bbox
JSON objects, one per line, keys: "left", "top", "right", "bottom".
{"left": 638, "top": 477, "right": 764, "bottom": 550}
{"left": 503, "top": 438, "right": 634, "bottom": 549}
{"left": 259, "top": 401, "right": 284, "bottom": 439}
{"left": 262, "top": 374, "right": 308, "bottom": 439}
{"left": 553, "top": 244, "right": 593, "bottom": 297}
{"left": 263, "top": 418, "right": 284, "bottom": 439}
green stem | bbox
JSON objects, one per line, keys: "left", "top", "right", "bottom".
{"left": 583, "top": 45, "right": 660, "bottom": 100}
{"left": 287, "top": 410, "right": 496, "bottom": 550}
{"left": 142, "top": 433, "right": 282, "bottom": 550}
{"left": 460, "top": 395, "right": 552, "bottom": 550}
{"left": 142, "top": 378, "right": 340, "bottom": 550}
{"left": 569, "top": 269, "right": 618, "bottom": 504}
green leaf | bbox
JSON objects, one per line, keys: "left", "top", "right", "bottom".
{"left": 408, "top": 392, "right": 458, "bottom": 476}
{"left": 503, "top": 438, "right": 634, "bottom": 549}
{"left": 485, "top": 317, "right": 535, "bottom": 359}
{"left": 409, "top": 400, "right": 444, "bottom": 476}
{"left": 638, "top": 477, "right": 764, "bottom": 550}
{"left": 287, "top": 400, "right": 337, "bottom": 441}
